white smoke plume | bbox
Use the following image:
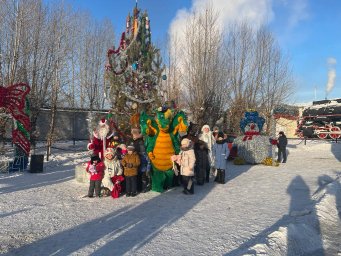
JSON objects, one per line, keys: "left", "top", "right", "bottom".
{"left": 326, "top": 57, "right": 337, "bottom": 97}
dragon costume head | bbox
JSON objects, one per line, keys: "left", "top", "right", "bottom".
{"left": 155, "top": 108, "right": 173, "bottom": 132}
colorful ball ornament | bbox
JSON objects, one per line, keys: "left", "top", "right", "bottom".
{"left": 132, "top": 102, "right": 138, "bottom": 109}
{"left": 132, "top": 62, "right": 138, "bottom": 71}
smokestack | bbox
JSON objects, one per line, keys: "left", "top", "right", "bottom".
{"left": 325, "top": 57, "right": 337, "bottom": 99}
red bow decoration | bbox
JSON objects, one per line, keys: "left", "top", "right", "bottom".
{"left": 0, "top": 83, "right": 30, "bottom": 131}
{"left": 242, "top": 130, "right": 260, "bottom": 141}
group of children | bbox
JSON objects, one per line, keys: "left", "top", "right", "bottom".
{"left": 85, "top": 124, "right": 230, "bottom": 198}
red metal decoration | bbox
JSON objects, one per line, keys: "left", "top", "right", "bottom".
{"left": 0, "top": 83, "right": 31, "bottom": 154}
{"left": 0, "top": 83, "right": 30, "bottom": 131}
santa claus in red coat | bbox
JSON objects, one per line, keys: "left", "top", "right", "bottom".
{"left": 87, "top": 119, "right": 111, "bottom": 159}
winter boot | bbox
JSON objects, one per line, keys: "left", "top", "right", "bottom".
{"left": 206, "top": 167, "right": 210, "bottom": 183}
{"left": 142, "top": 178, "right": 150, "bottom": 193}
{"left": 214, "top": 169, "right": 221, "bottom": 183}
{"left": 197, "top": 178, "right": 204, "bottom": 185}
{"left": 220, "top": 170, "right": 225, "bottom": 184}
{"left": 189, "top": 182, "right": 194, "bottom": 194}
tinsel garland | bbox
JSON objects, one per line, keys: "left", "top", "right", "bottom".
{"left": 106, "top": 7, "right": 155, "bottom": 93}
{"left": 262, "top": 157, "right": 279, "bottom": 166}
{"left": 233, "top": 135, "right": 272, "bottom": 164}
{"left": 106, "top": 112, "right": 127, "bottom": 141}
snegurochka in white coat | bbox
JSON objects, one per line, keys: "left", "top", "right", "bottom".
{"left": 199, "top": 124, "right": 215, "bottom": 166}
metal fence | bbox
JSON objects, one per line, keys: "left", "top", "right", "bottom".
{"left": 3, "top": 108, "right": 108, "bottom": 142}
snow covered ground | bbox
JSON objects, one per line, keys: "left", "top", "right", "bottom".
{"left": 0, "top": 140, "right": 340, "bottom": 256}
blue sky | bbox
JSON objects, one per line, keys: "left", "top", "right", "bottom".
{"left": 50, "top": 0, "right": 340, "bottom": 104}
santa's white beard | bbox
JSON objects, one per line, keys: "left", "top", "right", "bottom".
{"left": 98, "top": 125, "right": 109, "bottom": 139}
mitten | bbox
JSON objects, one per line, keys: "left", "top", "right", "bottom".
{"left": 173, "top": 162, "right": 179, "bottom": 176}
{"left": 170, "top": 155, "right": 177, "bottom": 162}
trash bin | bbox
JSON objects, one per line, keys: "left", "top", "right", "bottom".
{"left": 29, "top": 155, "right": 44, "bottom": 173}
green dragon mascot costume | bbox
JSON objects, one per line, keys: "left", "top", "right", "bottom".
{"left": 140, "top": 107, "right": 188, "bottom": 192}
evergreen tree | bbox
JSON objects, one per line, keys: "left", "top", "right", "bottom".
{"left": 105, "top": 3, "right": 165, "bottom": 131}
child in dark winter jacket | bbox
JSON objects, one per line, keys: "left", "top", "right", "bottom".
{"left": 132, "top": 128, "right": 150, "bottom": 193}
{"left": 86, "top": 155, "right": 105, "bottom": 197}
{"left": 194, "top": 140, "right": 210, "bottom": 184}
{"left": 277, "top": 131, "right": 288, "bottom": 163}
{"left": 122, "top": 145, "right": 141, "bottom": 197}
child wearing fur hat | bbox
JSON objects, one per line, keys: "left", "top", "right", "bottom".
{"left": 212, "top": 131, "right": 230, "bottom": 184}
{"left": 172, "top": 138, "right": 196, "bottom": 195}
{"left": 103, "top": 148, "right": 124, "bottom": 198}
{"left": 86, "top": 155, "right": 105, "bottom": 197}
{"left": 116, "top": 144, "right": 127, "bottom": 160}
{"left": 212, "top": 126, "right": 220, "bottom": 140}
{"left": 121, "top": 145, "right": 141, "bottom": 197}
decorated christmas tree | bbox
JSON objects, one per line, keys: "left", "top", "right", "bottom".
{"left": 105, "top": 2, "right": 165, "bottom": 131}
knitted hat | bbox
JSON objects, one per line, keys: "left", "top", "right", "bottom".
{"left": 104, "top": 147, "right": 116, "bottom": 157}
{"left": 181, "top": 138, "right": 191, "bottom": 147}
{"left": 127, "top": 144, "right": 135, "bottom": 151}
{"left": 131, "top": 128, "right": 141, "bottom": 135}
{"left": 217, "top": 131, "right": 224, "bottom": 139}
{"left": 90, "top": 155, "right": 101, "bottom": 163}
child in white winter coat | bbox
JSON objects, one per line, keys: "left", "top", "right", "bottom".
{"left": 172, "top": 138, "right": 196, "bottom": 195}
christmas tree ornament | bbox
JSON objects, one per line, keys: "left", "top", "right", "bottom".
{"left": 145, "top": 16, "right": 149, "bottom": 30}
{"left": 132, "top": 62, "right": 138, "bottom": 70}
{"left": 132, "top": 102, "right": 138, "bottom": 110}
